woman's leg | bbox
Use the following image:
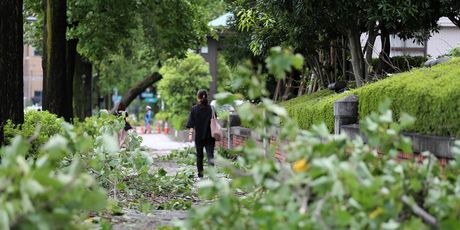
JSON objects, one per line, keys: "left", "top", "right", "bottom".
{"left": 204, "top": 141, "right": 215, "bottom": 166}
{"left": 195, "top": 141, "right": 205, "bottom": 177}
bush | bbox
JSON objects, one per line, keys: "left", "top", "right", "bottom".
{"left": 3, "top": 110, "right": 64, "bottom": 158}
{"left": 371, "top": 56, "right": 428, "bottom": 73}
{"left": 448, "top": 46, "right": 460, "bottom": 57}
{"left": 357, "top": 58, "right": 460, "bottom": 137}
{"left": 283, "top": 58, "right": 460, "bottom": 137}
{"left": 155, "top": 111, "right": 170, "bottom": 121}
{"left": 281, "top": 90, "right": 351, "bottom": 131}
{"left": 171, "top": 114, "right": 188, "bottom": 131}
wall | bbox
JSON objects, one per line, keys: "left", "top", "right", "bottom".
{"left": 216, "top": 127, "right": 286, "bottom": 162}
{"left": 360, "top": 17, "right": 460, "bottom": 58}
{"left": 23, "top": 45, "right": 43, "bottom": 102}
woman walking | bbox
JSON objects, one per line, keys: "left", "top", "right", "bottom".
{"left": 116, "top": 102, "right": 133, "bottom": 147}
{"left": 186, "top": 89, "right": 215, "bottom": 178}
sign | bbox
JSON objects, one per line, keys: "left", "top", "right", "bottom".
{"left": 141, "top": 92, "right": 154, "bottom": 98}
{"left": 145, "top": 98, "right": 158, "bottom": 103}
{"left": 112, "top": 95, "right": 122, "bottom": 104}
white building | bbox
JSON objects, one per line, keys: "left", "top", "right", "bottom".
{"left": 362, "top": 17, "right": 460, "bottom": 58}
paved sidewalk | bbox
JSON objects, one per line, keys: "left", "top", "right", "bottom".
{"left": 140, "top": 133, "right": 193, "bottom": 156}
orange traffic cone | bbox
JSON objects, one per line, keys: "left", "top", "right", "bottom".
{"left": 164, "top": 121, "right": 169, "bottom": 134}
{"left": 140, "top": 126, "right": 145, "bottom": 134}
{"left": 156, "top": 121, "right": 161, "bottom": 134}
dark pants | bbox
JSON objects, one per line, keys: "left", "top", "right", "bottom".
{"left": 195, "top": 138, "right": 215, "bottom": 177}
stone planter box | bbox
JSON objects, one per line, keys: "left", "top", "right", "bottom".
{"left": 341, "top": 124, "right": 458, "bottom": 159}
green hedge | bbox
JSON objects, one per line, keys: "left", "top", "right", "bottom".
{"left": 281, "top": 90, "right": 351, "bottom": 131}
{"left": 357, "top": 58, "right": 460, "bottom": 137}
{"left": 283, "top": 58, "right": 460, "bottom": 137}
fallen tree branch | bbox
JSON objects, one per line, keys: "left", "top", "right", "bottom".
{"left": 401, "top": 195, "right": 438, "bottom": 228}
{"left": 314, "top": 193, "right": 331, "bottom": 230}
{"left": 110, "top": 72, "right": 162, "bottom": 113}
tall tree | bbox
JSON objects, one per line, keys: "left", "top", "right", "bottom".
{"left": 42, "top": 0, "right": 70, "bottom": 120}
{"left": 73, "top": 52, "right": 92, "bottom": 119}
{"left": 26, "top": 0, "right": 209, "bottom": 115}
{"left": 0, "top": 0, "right": 24, "bottom": 145}
{"left": 230, "top": 0, "right": 441, "bottom": 87}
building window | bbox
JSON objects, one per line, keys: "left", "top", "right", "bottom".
{"left": 33, "top": 49, "right": 41, "bottom": 56}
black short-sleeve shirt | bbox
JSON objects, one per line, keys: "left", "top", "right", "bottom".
{"left": 186, "top": 104, "right": 215, "bottom": 141}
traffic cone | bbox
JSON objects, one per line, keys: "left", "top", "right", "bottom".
{"left": 164, "top": 121, "right": 169, "bottom": 134}
{"left": 156, "top": 121, "right": 161, "bottom": 134}
{"left": 140, "top": 126, "right": 145, "bottom": 134}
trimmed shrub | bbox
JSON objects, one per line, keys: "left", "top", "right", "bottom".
{"left": 283, "top": 58, "right": 460, "bottom": 137}
{"left": 3, "top": 110, "right": 64, "bottom": 157}
{"left": 282, "top": 91, "right": 351, "bottom": 131}
{"left": 357, "top": 58, "right": 460, "bottom": 137}
{"left": 280, "top": 89, "right": 334, "bottom": 108}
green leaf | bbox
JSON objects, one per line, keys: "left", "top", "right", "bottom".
{"left": 291, "top": 54, "right": 304, "bottom": 70}
{"left": 102, "top": 134, "right": 119, "bottom": 153}
{"left": 381, "top": 219, "right": 400, "bottom": 230}
{"left": 379, "top": 110, "right": 393, "bottom": 123}
{"left": 23, "top": 178, "right": 46, "bottom": 196}
{"left": 399, "top": 113, "right": 415, "bottom": 127}
{"left": 41, "top": 135, "right": 69, "bottom": 153}
{"left": 0, "top": 208, "right": 9, "bottom": 230}
{"left": 81, "top": 190, "right": 107, "bottom": 211}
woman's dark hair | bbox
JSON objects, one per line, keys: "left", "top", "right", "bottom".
{"left": 117, "top": 102, "right": 126, "bottom": 111}
{"left": 197, "top": 89, "right": 208, "bottom": 106}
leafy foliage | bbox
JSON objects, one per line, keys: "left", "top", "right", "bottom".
{"left": 3, "top": 110, "right": 64, "bottom": 158}
{"left": 158, "top": 52, "right": 212, "bottom": 129}
{"left": 178, "top": 47, "right": 460, "bottom": 230}
{"left": 448, "top": 46, "right": 460, "bottom": 57}
{"left": 216, "top": 54, "right": 235, "bottom": 93}
{"left": 0, "top": 126, "right": 107, "bottom": 229}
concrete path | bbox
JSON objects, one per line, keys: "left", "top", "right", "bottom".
{"left": 140, "top": 133, "right": 193, "bottom": 157}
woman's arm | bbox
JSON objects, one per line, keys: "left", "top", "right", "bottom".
{"left": 188, "top": 128, "right": 194, "bottom": 142}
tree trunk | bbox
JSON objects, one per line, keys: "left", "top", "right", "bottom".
{"left": 110, "top": 72, "right": 162, "bottom": 112}
{"left": 297, "top": 66, "right": 308, "bottom": 96}
{"left": 73, "top": 52, "right": 92, "bottom": 120}
{"left": 65, "top": 38, "right": 77, "bottom": 121}
{"left": 346, "top": 28, "right": 365, "bottom": 87}
{"left": 273, "top": 79, "right": 282, "bottom": 103}
{"left": 282, "top": 71, "right": 295, "bottom": 101}
{"left": 0, "top": 0, "right": 24, "bottom": 145}
{"left": 364, "top": 28, "right": 378, "bottom": 81}
{"left": 43, "top": 0, "right": 69, "bottom": 120}
{"left": 342, "top": 36, "right": 348, "bottom": 81}
{"left": 377, "top": 25, "right": 393, "bottom": 74}
{"left": 91, "top": 65, "right": 101, "bottom": 110}
{"left": 104, "top": 94, "right": 110, "bottom": 110}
